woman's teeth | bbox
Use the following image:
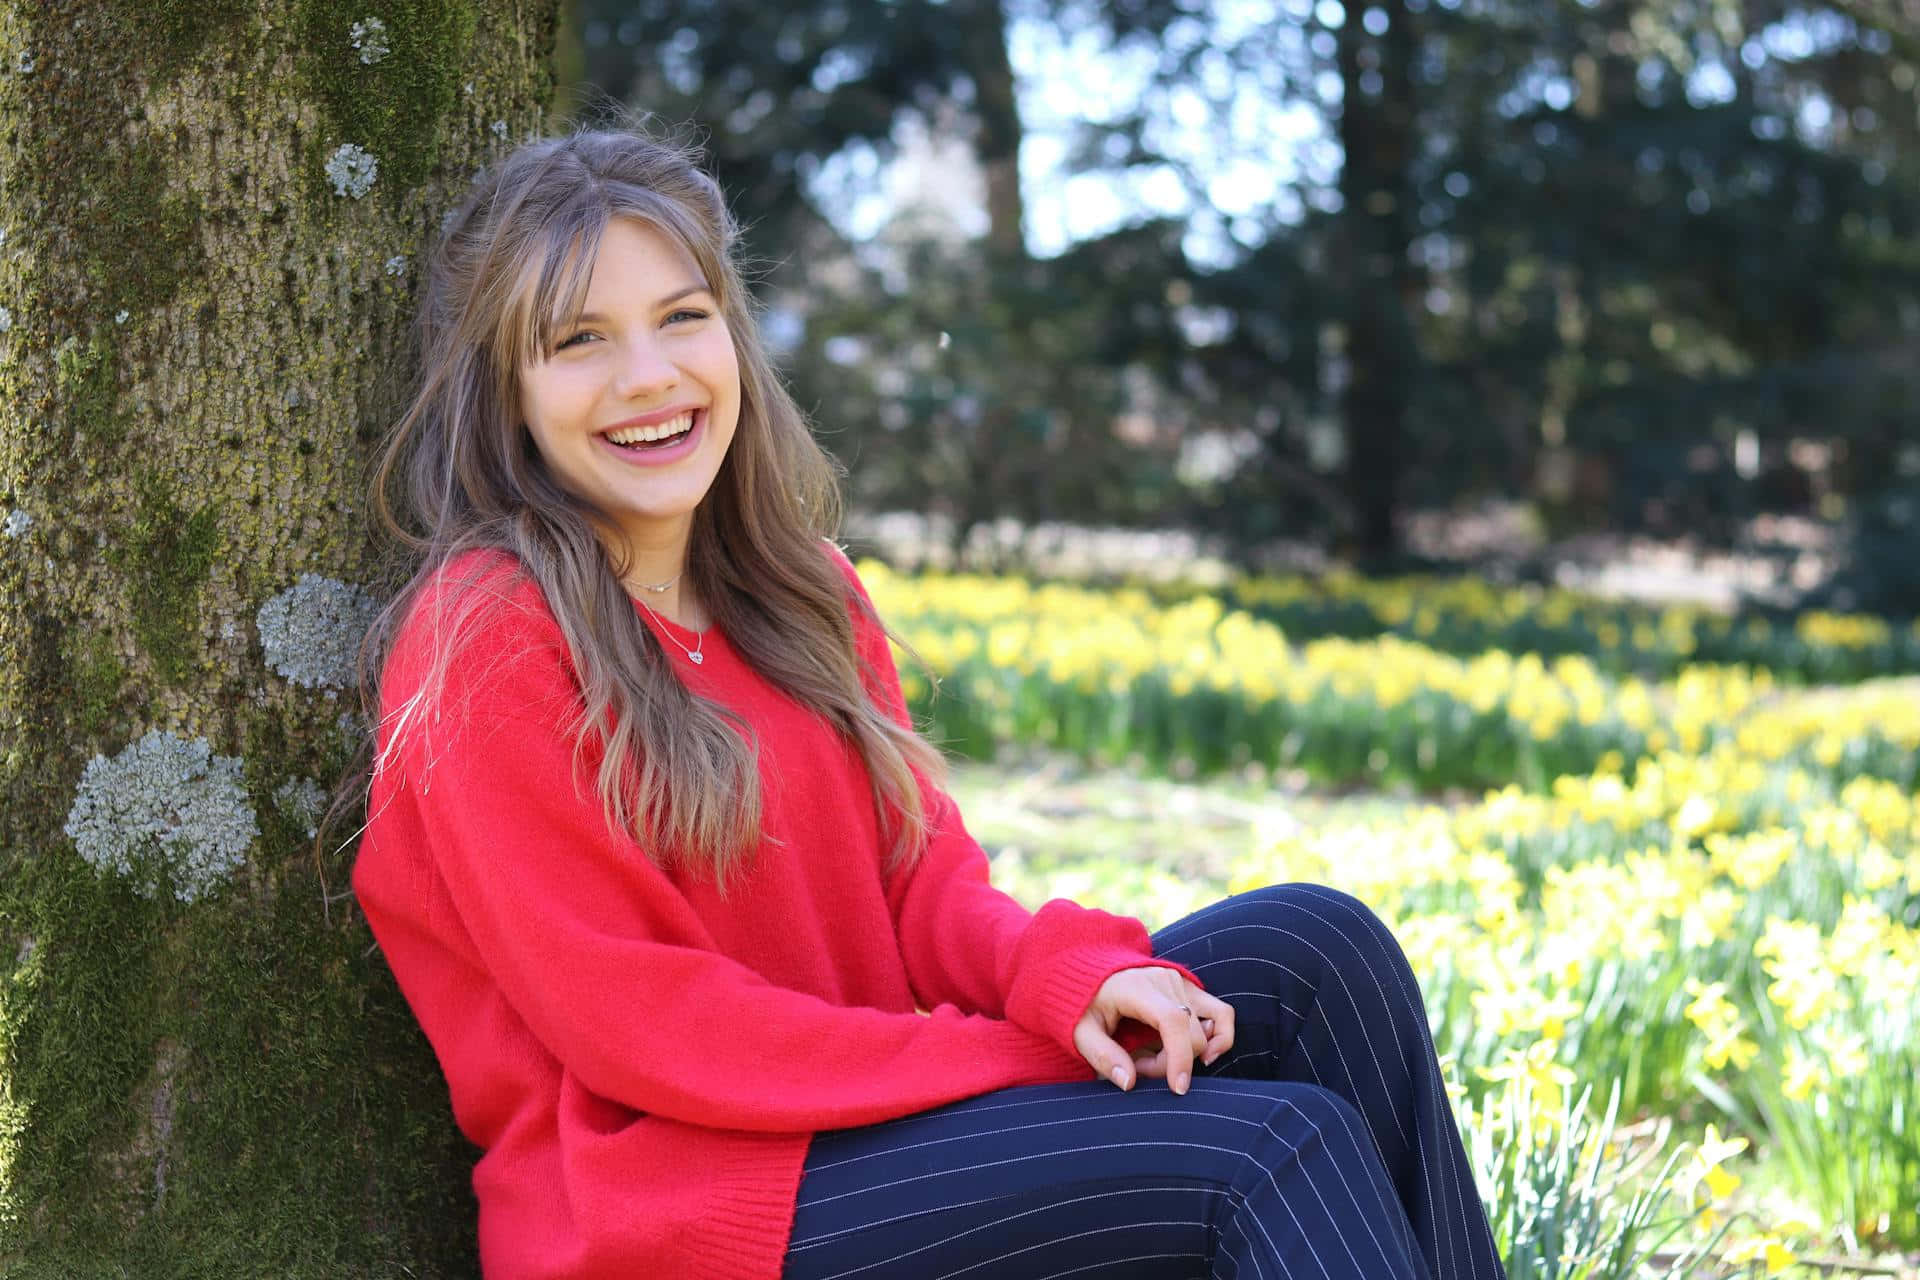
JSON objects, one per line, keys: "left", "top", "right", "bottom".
{"left": 606, "top": 411, "right": 695, "bottom": 446}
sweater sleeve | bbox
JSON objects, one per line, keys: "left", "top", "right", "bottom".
{"left": 828, "top": 548, "right": 1201, "bottom": 1055}
{"left": 369, "top": 575, "right": 1094, "bottom": 1136}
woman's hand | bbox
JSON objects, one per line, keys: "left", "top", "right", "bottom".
{"left": 1073, "top": 966, "right": 1235, "bottom": 1096}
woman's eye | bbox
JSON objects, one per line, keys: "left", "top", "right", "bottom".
{"left": 554, "top": 331, "right": 594, "bottom": 350}
{"left": 666, "top": 308, "right": 709, "bottom": 324}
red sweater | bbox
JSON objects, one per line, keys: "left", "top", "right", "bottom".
{"left": 352, "top": 545, "right": 1197, "bottom": 1279}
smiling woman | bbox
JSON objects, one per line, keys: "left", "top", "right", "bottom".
{"left": 346, "top": 121, "right": 1506, "bottom": 1280}
{"left": 516, "top": 220, "right": 740, "bottom": 608}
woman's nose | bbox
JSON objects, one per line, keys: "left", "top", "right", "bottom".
{"left": 611, "top": 334, "right": 679, "bottom": 399}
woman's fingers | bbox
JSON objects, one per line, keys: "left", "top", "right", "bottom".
{"left": 1149, "top": 1000, "right": 1199, "bottom": 1094}
{"left": 1079, "top": 967, "right": 1237, "bottom": 1093}
{"left": 1191, "top": 988, "right": 1235, "bottom": 1064}
{"left": 1072, "top": 1014, "right": 1138, "bottom": 1090}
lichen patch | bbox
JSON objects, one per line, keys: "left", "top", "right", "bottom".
{"left": 323, "top": 142, "right": 378, "bottom": 198}
{"left": 256, "top": 573, "right": 379, "bottom": 690}
{"left": 348, "top": 16, "right": 392, "bottom": 65}
{"left": 63, "top": 731, "right": 259, "bottom": 903}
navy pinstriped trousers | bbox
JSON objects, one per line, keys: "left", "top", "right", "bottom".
{"left": 782, "top": 884, "right": 1506, "bottom": 1280}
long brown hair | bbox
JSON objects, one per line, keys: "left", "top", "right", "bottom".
{"left": 347, "top": 121, "right": 943, "bottom": 891}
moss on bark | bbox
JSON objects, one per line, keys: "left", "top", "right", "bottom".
{"left": 94, "top": 0, "right": 255, "bottom": 80}
{"left": 52, "top": 334, "right": 123, "bottom": 444}
{"left": 67, "top": 633, "right": 128, "bottom": 741}
{"left": 68, "top": 136, "right": 205, "bottom": 320}
{"left": 126, "top": 475, "right": 221, "bottom": 687}
{"left": 295, "top": 0, "right": 481, "bottom": 197}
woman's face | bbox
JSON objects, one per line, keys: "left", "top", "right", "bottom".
{"left": 517, "top": 217, "right": 741, "bottom": 560}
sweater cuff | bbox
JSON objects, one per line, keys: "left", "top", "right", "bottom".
{"left": 1009, "top": 942, "right": 1192, "bottom": 1055}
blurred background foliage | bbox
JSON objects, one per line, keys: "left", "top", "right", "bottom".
{"left": 552, "top": 0, "right": 1920, "bottom": 614}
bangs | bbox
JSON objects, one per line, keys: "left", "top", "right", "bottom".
{"left": 501, "top": 212, "right": 606, "bottom": 374}
{"left": 498, "top": 189, "right": 729, "bottom": 377}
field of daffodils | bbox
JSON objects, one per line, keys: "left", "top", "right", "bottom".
{"left": 863, "top": 561, "right": 1920, "bottom": 1280}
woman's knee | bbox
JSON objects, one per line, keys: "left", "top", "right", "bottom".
{"left": 1242, "top": 1081, "right": 1385, "bottom": 1179}
{"left": 1233, "top": 883, "right": 1408, "bottom": 968}
{"left": 1264, "top": 1079, "right": 1369, "bottom": 1133}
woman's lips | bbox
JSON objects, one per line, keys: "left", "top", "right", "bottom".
{"left": 596, "top": 409, "right": 703, "bottom": 466}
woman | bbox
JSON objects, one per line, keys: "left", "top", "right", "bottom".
{"left": 350, "top": 122, "right": 1506, "bottom": 1280}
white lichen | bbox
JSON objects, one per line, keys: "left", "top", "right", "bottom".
{"left": 324, "top": 143, "right": 378, "bottom": 199}
{"left": 273, "top": 776, "right": 328, "bottom": 839}
{"left": 490, "top": 119, "right": 508, "bottom": 139}
{"left": 382, "top": 254, "right": 407, "bottom": 277}
{"left": 15, "top": 52, "right": 33, "bottom": 75}
{"left": 349, "top": 16, "right": 391, "bottom": 64}
{"left": 114, "top": 309, "right": 129, "bottom": 324}
{"left": 0, "top": 307, "right": 13, "bottom": 333}
{"left": 64, "top": 731, "right": 258, "bottom": 903}
{"left": 256, "top": 573, "right": 379, "bottom": 689}
{"left": 3, "top": 508, "right": 29, "bottom": 538}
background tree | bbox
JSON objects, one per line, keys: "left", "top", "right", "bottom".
{"left": 558, "top": 0, "right": 1920, "bottom": 586}
{"left": 1406, "top": 0, "right": 1920, "bottom": 536}
{"left": 1335, "top": 0, "right": 1420, "bottom": 565}
{"left": 0, "top": 1, "right": 558, "bottom": 1271}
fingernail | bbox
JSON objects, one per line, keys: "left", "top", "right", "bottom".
{"left": 1174, "top": 1072, "right": 1188, "bottom": 1094}
{"left": 1111, "top": 1065, "right": 1128, "bottom": 1088}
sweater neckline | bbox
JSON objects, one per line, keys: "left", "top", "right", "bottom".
{"left": 632, "top": 596, "right": 727, "bottom": 662}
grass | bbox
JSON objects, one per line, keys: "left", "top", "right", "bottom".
{"left": 951, "top": 750, "right": 1920, "bottom": 1280}
{"left": 948, "top": 749, "right": 1434, "bottom": 929}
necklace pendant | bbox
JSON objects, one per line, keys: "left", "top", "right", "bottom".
{"left": 688, "top": 651, "right": 703, "bottom": 665}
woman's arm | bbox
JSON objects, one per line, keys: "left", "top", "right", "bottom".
{"left": 829, "top": 549, "right": 1201, "bottom": 1054}
{"left": 368, "top": 698, "right": 1093, "bottom": 1135}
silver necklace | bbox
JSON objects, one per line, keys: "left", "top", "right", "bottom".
{"left": 635, "top": 594, "right": 705, "bottom": 665}
{"left": 633, "top": 570, "right": 682, "bottom": 594}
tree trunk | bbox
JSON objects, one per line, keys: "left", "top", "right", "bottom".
{"left": 963, "top": 0, "right": 1027, "bottom": 264}
{"left": 0, "top": 1, "right": 558, "bottom": 1271}
{"left": 1336, "top": 0, "right": 1417, "bottom": 567}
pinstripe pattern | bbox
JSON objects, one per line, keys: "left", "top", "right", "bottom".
{"left": 782, "top": 885, "right": 1505, "bottom": 1280}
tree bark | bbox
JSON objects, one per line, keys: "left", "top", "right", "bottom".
{"left": 963, "top": 0, "right": 1027, "bottom": 264}
{"left": 0, "top": 1, "right": 558, "bottom": 1271}
{"left": 1336, "top": 0, "right": 1417, "bottom": 567}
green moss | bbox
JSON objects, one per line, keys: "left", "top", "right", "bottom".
{"left": 0, "top": 789, "right": 475, "bottom": 1275}
{"left": 69, "top": 137, "right": 203, "bottom": 319}
{"left": 295, "top": 0, "right": 481, "bottom": 199}
{"left": 126, "top": 476, "right": 221, "bottom": 687}
{"left": 136, "top": 864, "right": 477, "bottom": 1274}
{"left": 0, "top": 848, "right": 174, "bottom": 1257}
{"left": 53, "top": 333, "right": 124, "bottom": 446}
{"left": 67, "top": 634, "right": 129, "bottom": 741}
{"left": 95, "top": 0, "right": 253, "bottom": 79}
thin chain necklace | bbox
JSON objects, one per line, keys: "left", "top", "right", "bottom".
{"left": 633, "top": 570, "right": 681, "bottom": 594}
{"left": 635, "top": 593, "right": 705, "bottom": 665}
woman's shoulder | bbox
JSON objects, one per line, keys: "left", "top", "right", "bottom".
{"left": 380, "top": 546, "right": 574, "bottom": 731}
{"left": 391, "top": 545, "right": 560, "bottom": 656}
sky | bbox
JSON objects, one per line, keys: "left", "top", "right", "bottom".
{"left": 808, "top": 0, "right": 1314, "bottom": 268}
{"left": 801, "top": 0, "right": 1872, "bottom": 267}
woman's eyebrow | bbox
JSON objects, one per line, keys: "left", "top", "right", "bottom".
{"left": 571, "top": 284, "right": 712, "bottom": 325}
